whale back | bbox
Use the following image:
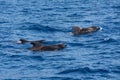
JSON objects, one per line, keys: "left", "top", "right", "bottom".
{"left": 72, "top": 26, "right": 100, "bottom": 35}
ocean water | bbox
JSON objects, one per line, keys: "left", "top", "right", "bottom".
{"left": 0, "top": 0, "right": 120, "bottom": 80}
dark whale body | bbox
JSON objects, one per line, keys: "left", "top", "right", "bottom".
{"left": 17, "top": 39, "right": 45, "bottom": 44}
{"left": 72, "top": 26, "right": 100, "bottom": 35}
{"left": 29, "top": 41, "right": 66, "bottom": 51}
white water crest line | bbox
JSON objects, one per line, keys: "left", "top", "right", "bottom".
{"left": 104, "top": 37, "right": 110, "bottom": 41}
{"left": 99, "top": 27, "right": 103, "bottom": 31}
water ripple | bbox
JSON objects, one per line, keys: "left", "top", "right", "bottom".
{"left": 16, "top": 22, "right": 67, "bottom": 32}
{"left": 58, "top": 67, "right": 110, "bottom": 74}
{"left": 0, "top": 0, "right": 120, "bottom": 80}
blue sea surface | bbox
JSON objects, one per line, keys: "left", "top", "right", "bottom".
{"left": 0, "top": 0, "right": 120, "bottom": 80}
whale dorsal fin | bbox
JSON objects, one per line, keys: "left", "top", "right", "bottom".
{"left": 30, "top": 41, "right": 42, "bottom": 47}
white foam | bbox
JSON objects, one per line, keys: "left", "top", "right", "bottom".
{"left": 99, "top": 27, "right": 103, "bottom": 31}
{"left": 16, "top": 40, "right": 22, "bottom": 44}
{"left": 67, "top": 32, "right": 73, "bottom": 35}
{"left": 104, "top": 37, "right": 110, "bottom": 41}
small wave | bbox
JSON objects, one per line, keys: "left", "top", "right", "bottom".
{"left": 67, "top": 42, "right": 84, "bottom": 46}
{"left": 58, "top": 67, "right": 109, "bottom": 74}
{"left": 47, "top": 57, "right": 75, "bottom": 61}
{"left": 89, "top": 37, "right": 119, "bottom": 44}
{"left": 2, "top": 78, "right": 21, "bottom": 80}
{"left": 29, "top": 55, "right": 44, "bottom": 61}
{"left": 67, "top": 13, "right": 84, "bottom": 18}
{"left": 41, "top": 7, "right": 53, "bottom": 11}
{"left": 25, "top": 65, "right": 42, "bottom": 70}
{"left": 42, "top": 76, "right": 80, "bottom": 80}
{"left": 111, "top": 66, "right": 120, "bottom": 74}
{"left": 112, "top": 70, "right": 120, "bottom": 73}
{"left": 0, "top": 21, "right": 9, "bottom": 24}
{"left": 17, "top": 22, "right": 65, "bottom": 32}
{"left": 8, "top": 54, "right": 44, "bottom": 61}
{"left": 111, "top": 5, "right": 120, "bottom": 8}
{"left": 102, "top": 37, "right": 118, "bottom": 43}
